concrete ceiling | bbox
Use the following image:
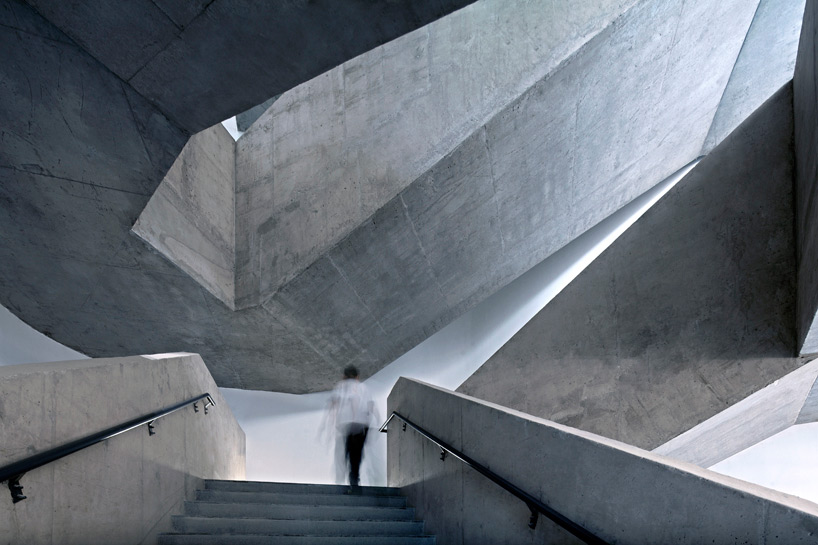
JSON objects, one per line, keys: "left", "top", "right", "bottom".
{"left": 0, "top": 0, "right": 808, "bottom": 394}
{"left": 24, "top": 0, "right": 478, "bottom": 133}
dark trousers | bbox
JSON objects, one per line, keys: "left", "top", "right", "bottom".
{"left": 344, "top": 423, "right": 368, "bottom": 486}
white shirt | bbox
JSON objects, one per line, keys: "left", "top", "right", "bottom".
{"left": 330, "top": 379, "right": 374, "bottom": 427}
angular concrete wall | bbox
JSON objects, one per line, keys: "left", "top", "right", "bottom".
{"left": 0, "top": 354, "right": 245, "bottom": 545}
{"left": 25, "top": 0, "right": 477, "bottom": 133}
{"left": 0, "top": 0, "right": 783, "bottom": 394}
{"left": 655, "top": 357, "right": 818, "bottom": 467}
{"left": 133, "top": 124, "right": 237, "bottom": 309}
{"left": 794, "top": 0, "right": 818, "bottom": 355}
{"left": 702, "top": 0, "right": 805, "bottom": 152}
{"left": 0, "top": 0, "right": 329, "bottom": 393}
{"left": 233, "top": 0, "right": 640, "bottom": 309}
{"left": 241, "top": 0, "right": 760, "bottom": 382}
{"left": 388, "top": 378, "right": 818, "bottom": 544}
{"left": 458, "top": 84, "right": 798, "bottom": 450}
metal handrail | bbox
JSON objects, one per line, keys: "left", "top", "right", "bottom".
{"left": 380, "top": 411, "right": 609, "bottom": 545}
{"left": 0, "top": 393, "right": 215, "bottom": 503}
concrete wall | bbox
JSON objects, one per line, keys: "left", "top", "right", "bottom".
{"left": 702, "top": 0, "right": 805, "bottom": 152}
{"left": 458, "top": 83, "right": 798, "bottom": 451}
{"left": 388, "top": 378, "right": 818, "bottom": 544}
{"left": 0, "top": 0, "right": 327, "bottom": 393}
{"left": 237, "top": 0, "right": 759, "bottom": 389}
{"left": 133, "top": 124, "right": 237, "bottom": 309}
{"left": 233, "top": 0, "right": 639, "bottom": 309}
{"left": 26, "top": 0, "right": 476, "bottom": 133}
{"left": 655, "top": 357, "right": 818, "bottom": 467}
{"left": 218, "top": 163, "right": 697, "bottom": 487}
{"left": 0, "top": 0, "right": 786, "bottom": 395}
{"left": 794, "top": 0, "right": 818, "bottom": 355}
{"left": 0, "top": 354, "right": 245, "bottom": 545}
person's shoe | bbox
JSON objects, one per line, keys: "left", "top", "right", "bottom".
{"left": 345, "top": 484, "right": 362, "bottom": 495}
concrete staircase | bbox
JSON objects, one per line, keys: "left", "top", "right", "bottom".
{"left": 158, "top": 480, "right": 435, "bottom": 544}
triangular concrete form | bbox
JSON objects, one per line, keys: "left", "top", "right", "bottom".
{"left": 654, "top": 356, "right": 818, "bottom": 467}
{"left": 702, "top": 0, "right": 806, "bottom": 153}
{"left": 458, "top": 84, "right": 799, "bottom": 450}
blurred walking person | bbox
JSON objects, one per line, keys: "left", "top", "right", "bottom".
{"left": 326, "top": 365, "right": 376, "bottom": 491}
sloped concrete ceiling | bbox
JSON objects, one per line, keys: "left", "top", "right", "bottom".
{"left": 1, "top": 0, "right": 789, "bottom": 394}
{"left": 23, "top": 0, "right": 478, "bottom": 133}
{"left": 458, "top": 85, "right": 799, "bottom": 450}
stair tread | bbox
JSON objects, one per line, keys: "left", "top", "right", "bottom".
{"left": 173, "top": 516, "right": 424, "bottom": 536}
{"left": 183, "top": 501, "right": 415, "bottom": 522}
{"left": 204, "top": 480, "right": 402, "bottom": 496}
{"left": 166, "top": 481, "right": 434, "bottom": 544}
{"left": 174, "top": 516, "right": 423, "bottom": 525}
{"left": 195, "top": 490, "right": 407, "bottom": 507}
{"left": 159, "top": 533, "right": 435, "bottom": 545}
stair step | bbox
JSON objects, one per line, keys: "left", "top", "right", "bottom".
{"left": 184, "top": 501, "right": 416, "bottom": 520}
{"left": 204, "top": 480, "right": 402, "bottom": 496}
{"left": 162, "top": 480, "right": 434, "bottom": 545}
{"left": 195, "top": 489, "right": 407, "bottom": 508}
{"left": 172, "top": 516, "right": 425, "bottom": 536}
{"left": 159, "top": 536, "right": 435, "bottom": 545}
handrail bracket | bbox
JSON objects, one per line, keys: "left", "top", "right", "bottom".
{"left": 8, "top": 474, "right": 26, "bottom": 503}
{"left": 527, "top": 503, "right": 539, "bottom": 529}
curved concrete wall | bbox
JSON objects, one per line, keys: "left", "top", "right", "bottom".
{"left": 0, "top": 354, "right": 245, "bottom": 545}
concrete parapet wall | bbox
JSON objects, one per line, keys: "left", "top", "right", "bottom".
{"left": 794, "top": 0, "right": 818, "bottom": 355}
{"left": 0, "top": 353, "right": 245, "bottom": 545}
{"left": 388, "top": 378, "right": 818, "bottom": 544}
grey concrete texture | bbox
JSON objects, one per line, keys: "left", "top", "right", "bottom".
{"left": 458, "top": 83, "right": 799, "bottom": 451}
{"left": 388, "top": 377, "right": 818, "bottom": 544}
{"left": 231, "top": 0, "right": 762, "bottom": 388}
{"left": 133, "top": 123, "right": 237, "bottom": 309}
{"left": 24, "top": 0, "right": 478, "bottom": 133}
{"left": 0, "top": 0, "right": 783, "bottom": 395}
{"left": 233, "top": 0, "right": 641, "bottom": 309}
{"left": 655, "top": 356, "right": 818, "bottom": 467}
{"left": 0, "top": 353, "right": 246, "bottom": 545}
{"left": 0, "top": 0, "right": 346, "bottom": 393}
{"left": 794, "top": 0, "right": 818, "bottom": 355}
{"left": 702, "top": 0, "right": 806, "bottom": 153}
{"left": 235, "top": 96, "right": 278, "bottom": 133}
